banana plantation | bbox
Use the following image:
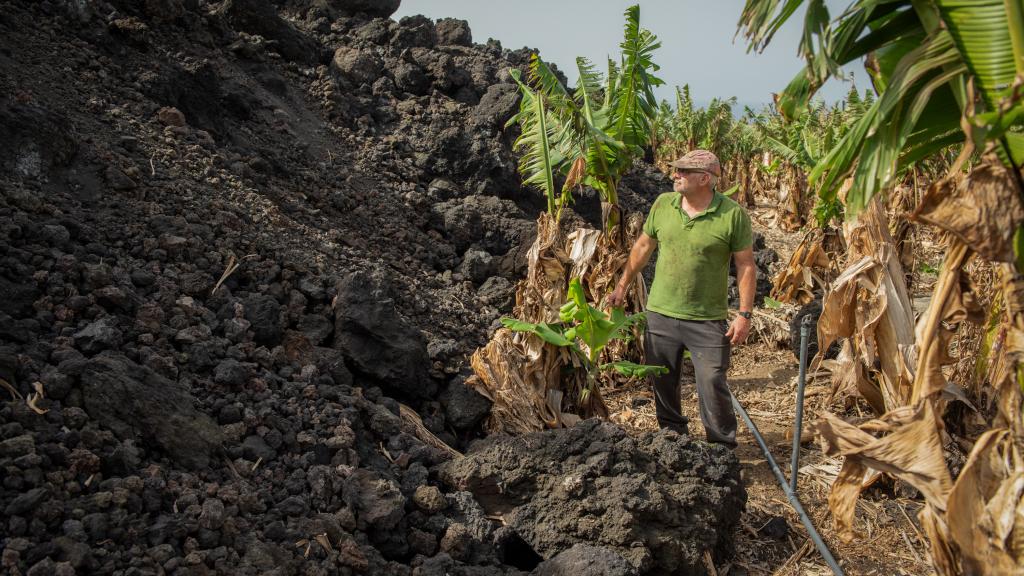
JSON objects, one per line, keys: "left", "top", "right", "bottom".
{"left": 470, "top": 1, "right": 1024, "bottom": 574}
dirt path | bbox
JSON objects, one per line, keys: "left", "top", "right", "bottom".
{"left": 604, "top": 207, "right": 933, "bottom": 575}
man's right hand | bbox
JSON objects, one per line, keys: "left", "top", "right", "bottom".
{"left": 606, "top": 284, "right": 627, "bottom": 308}
{"left": 606, "top": 233, "right": 656, "bottom": 310}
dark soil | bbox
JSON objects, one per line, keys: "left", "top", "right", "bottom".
{"left": 0, "top": 1, "right": 774, "bottom": 574}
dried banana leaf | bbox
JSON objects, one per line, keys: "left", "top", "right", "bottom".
{"left": 468, "top": 328, "right": 564, "bottom": 434}
{"left": 919, "top": 505, "right": 958, "bottom": 576}
{"left": 399, "top": 403, "right": 462, "bottom": 459}
{"left": 815, "top": 402, "right": 953, "bottom": 541}
{"left": 818, "top": 198, "right": 916, "bottom": 413}
{"left": 516, "top": 213, "right": 569, "bottom": 323}
{"left": 912, "top": 156, "right": 1024, "bottom": 263}
{"left": 770, "top": 229, "right": 831, "bottom": 305}
{"left": 945, "top": 429, "right": 1024, "bottom": 575}
{"left": 910, "top": 242, "right": 980, "bottom": 403}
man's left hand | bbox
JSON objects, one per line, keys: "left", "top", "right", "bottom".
{"left": 726, "top": 315, "right": 751, "bottom": 346}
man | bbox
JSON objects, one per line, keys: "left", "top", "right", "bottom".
{"left": 607, "top": 150, "right": 755, "bottom": 447}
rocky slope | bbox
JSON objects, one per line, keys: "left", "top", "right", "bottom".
{"left": 0, "top": 1, "right": 755, "bottom": 574}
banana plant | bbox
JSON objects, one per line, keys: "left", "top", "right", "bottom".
{"left": 752, "top": 96, "right": 869, "bottom": 225}
{"left": 506, "top": 4, "right": 663, "bottom": 237}
{"left": 501, "top": 278, "right": 667, "bottom": 411}
{"left": 740, "top": 0, "right": 1024, "bottom": 221}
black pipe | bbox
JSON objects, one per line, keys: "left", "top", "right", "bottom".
{"left": 790, "top": 314, "right": 812, "bottom": 493}
{"left": 730, "top": 392, "right": 845, "bottom": 575}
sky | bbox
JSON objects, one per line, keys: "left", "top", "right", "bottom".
{"left": 394, "top": 0, "right": 860, "bottom": 112}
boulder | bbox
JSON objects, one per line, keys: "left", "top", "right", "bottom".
{"left": 331, "top": 46, "right": 385, "bottom": 86}
{"left": 439, "top": 419, "right": 746, "bottom": 574}
{"left": 471, "top": 83, "right": 520, "bottom": 129}
{"left": 73, "top": 317, "right": 123, "bottom": 355}
{"left": 243, "top": 294, "right": 282, "bottom": 346}
{"left": 343, "top": 468, "right": 405, "bottom": 531}
{"left": 457, "top": 249, "right": 494, "bottom": 284}
{"left": 392, "top": 61, "right": 430, "bottom": 95}
{"left": 533, "top": 544, "right": 637, "bottom": 576}
{"left": 316, "top": 0, "right": 400, "bottom": 18}
{"left": 313, "top": 347, "right": 354, "bottom": 388}
{"left": 333, "top": 271, "right": 432, "bottom": 399}
{"left": 80, "top": 353, "right": 225, "bottom": 469}
{"left": 435, "top": 18, "right": 472, "bottom": 46}
{"left": 391, "top": 15, "right": 436, "bottom": 50}
{"left": 477, "top": 276, "right": 514, "bottom": 310}
{"left": 440, "top": 379, "right": 491, "bottom": 431}
{"left": 218, "top": 0, "right": 318, "bottom": 64}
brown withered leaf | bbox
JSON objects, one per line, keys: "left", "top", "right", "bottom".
{"left": 815, "top": 402, "right": 953, "bottom": 539}
{"left": 770, "top": 230, "right": 832, "bottom": 305}
{"left": 945, "top": 429, "right": 1024, "bottom": 575}
{"left": 817, "top": 256, "right": 875, "bottom": 355}
{"left": 911, "top": 242, "right": 972, "bottom": 402}
{"left": 563, "top": 157, "right": 586, "bottom": 193}
{"left": 818, "top": 199, "right": 916, "bottom": 413}
{"left": 911, "top": 156, "right": 1024, "bottom": 263}
{"left": 918, "top": 505, "right": 959, "bottom": 576}
{"left": 828, "top": 455, "right": 870, "bottom": 541}
{"left": 471, "top": 326, "right": 569, "bottom": 434}
{"left": 517, "top": 213, "right": 569, "bottom": 323}
{"left": 823, "top": 341, "right": 885, "bottom": 414}
{"left": 399, "top": 403, "right": 462, "bottom": 459}
{"left": 987, "top": 264, "right": 1024, "bottom": 434}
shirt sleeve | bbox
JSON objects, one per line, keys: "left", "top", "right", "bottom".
{"left": 730, "top": 207, "right": 754, "bottom": 252}
{"left": 643, "top": 196, "right": 660, "bottom": 239}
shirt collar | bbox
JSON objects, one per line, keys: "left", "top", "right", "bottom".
{"left": 671, "top": 192, "right": 723, "bottom": 217}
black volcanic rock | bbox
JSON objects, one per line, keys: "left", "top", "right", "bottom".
{"left": 333, "top": 270, "right": 433, "bottom": 399}
{"left": 439, "top": 420, "right": 746, "bottom": 574}
{"left": 80, "top": 353, "right": 224, "bottom": 469}
{"left": 0, "top": 2, "right": 762, "bottom": 574}
{"left": 218, "top": 0, "right": 318, "bottom": 64}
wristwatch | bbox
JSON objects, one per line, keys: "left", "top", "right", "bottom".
{"left": 738, "top": 311, "right": 752, "bottom": 320}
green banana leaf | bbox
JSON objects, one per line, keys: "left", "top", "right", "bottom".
{"left": 740, "top": 0, "right": 1024, "bottom": 218}
{"left": 602, "top": 361, "right": 669, "bottom": 378}
{"left": 508, "top": 69, "right": 561, "bottom": 214}
{"left": 500, "top": 318, "right": 573, "bottom": 347}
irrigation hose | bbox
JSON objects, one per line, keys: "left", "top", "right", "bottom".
{"left": 790, "top": 315, "right": 812, "bottom": 493}
{"left": 730, "top": 391, "right": 845, "bottom": 575}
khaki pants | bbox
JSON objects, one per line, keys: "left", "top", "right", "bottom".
{"left": 644, "top": 311, "right": 737, "bottom": 446}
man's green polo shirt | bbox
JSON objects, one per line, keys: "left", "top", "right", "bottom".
{"left": 642, "top": 191, "right": 753, "bottom": 320}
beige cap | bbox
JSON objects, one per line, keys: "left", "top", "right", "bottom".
{"left": 670, "top": 149, "right": 721, "bottom": 177}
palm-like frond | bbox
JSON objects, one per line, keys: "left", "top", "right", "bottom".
{"left": 574, "top": 56, "right": 604, "bottom": 124}
{"left": 810, "top": 29, "right": 964, "bottom": 212}
{"left": 761, "top": 134, "right": 803, "bottom": 165}
{"left": 508, "top": 69, "right": 562, "bottom": 214}
{"left": 740, "top": 0, "right": 1024, "bottom": 214}
{"left": 529, "top": 54, "right": 578, "bottom": 127}
{"left": 505, "top": 4, "right": 662, "bottom": 231}
{"left": 611, "top": 5, "right": 663, "bottom": 152}
{"left": 937, "top": 0, "right": 1024, "bottom": 162}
